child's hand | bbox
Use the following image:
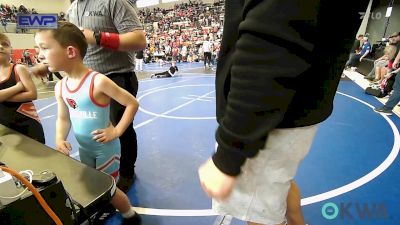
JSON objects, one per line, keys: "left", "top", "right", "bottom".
{"left": 91, "top": 124, "right": 118, "bottom": 143}
{"left": 56, "top": 140, "right": 71, "bottom": 155}
{"left": 31, "top": 63, "right": 49, "bottom": 77}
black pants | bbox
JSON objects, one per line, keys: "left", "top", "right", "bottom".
{"left": 204, "top": 52, "right": 212, "bottom": 66}
{"left": 48, "top": 72, "right": 63, "bottom": 81}
{"left": 107, "top": 71, "right": 138, "bottom": 179}
{"left": 154, "top": 71, "right": 172, "bottom": 78}
{"left": 345, "top": 54, "right": 361, "bottom": 68}
{"left": 15, "top": 119, "right": 45, "bottom": 144}
{"left": 4, "top": 118, "right": 45, "bottom": 144}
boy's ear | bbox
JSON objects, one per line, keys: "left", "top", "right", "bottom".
{"left": 66, "top": 46, "right": 78, "bottom": 59}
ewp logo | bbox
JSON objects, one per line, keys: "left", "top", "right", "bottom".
{"left": 322, "top": 202, "right": 388, "bottom": 220}
{"left": 17, "top": 14, "right": 58, "bottom": 29}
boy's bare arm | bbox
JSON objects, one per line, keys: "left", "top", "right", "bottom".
{"left": 7, "top": 65, "right": 38, "bottom": 102}
{"left": 91, "top": 75, "right": 139, "bottom": 142}
{"left": 54, "top": 82, "right": 72, "bottom": 155}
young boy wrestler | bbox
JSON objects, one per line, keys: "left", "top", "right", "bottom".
{"left": 34, "top": 22, "right": 141, "bottom": 225}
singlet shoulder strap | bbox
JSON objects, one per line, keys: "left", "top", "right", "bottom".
{"left": 89, "top": 71, "right": 108, "bottom": 107}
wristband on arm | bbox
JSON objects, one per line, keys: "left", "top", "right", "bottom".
{"left": 93, "top": 31, "right": 120, "bottom": 50}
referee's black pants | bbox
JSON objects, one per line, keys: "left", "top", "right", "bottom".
{"left": 107, "top": 71, "right": 138, "bottom": 180}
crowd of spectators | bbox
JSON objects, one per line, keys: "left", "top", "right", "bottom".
{"left": 1, "top": 0, "right": 224, "bottom": 66}
{"left": 0, "top": 4, "right": 37, "bottom": 22}
{"left": 137, "top": 0, "right": 225, "bottom": 65}
{"left": 343, "top": 32, "right": 400, "bottom": 107}
{"left": 362, "top": 32, "right": 400, "bottom": 100}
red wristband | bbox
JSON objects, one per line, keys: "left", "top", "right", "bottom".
{"left": 100, "top": 32, "right": 120, "bottom": 50}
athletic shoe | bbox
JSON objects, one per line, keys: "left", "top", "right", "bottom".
{"left": 92, "top": 204, "right": 116, "bottom": 225}
{"left": 121, "top": 213, "right": 142, "bottom": 225}
{"left": 374, "top": 107, "right": 393, "bottom": 115}
{"left": 117, "top": 173, "right": 135, "bottom": 193}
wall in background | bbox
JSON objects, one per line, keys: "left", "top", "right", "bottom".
{"left": 11, "top": 49, "right": 36, "bottom": 65}
{"left": 7, "top": 33, "right": 35, "bottom": 49}
{"left": 366, "top": 3, "right": 400, "bottom": 45}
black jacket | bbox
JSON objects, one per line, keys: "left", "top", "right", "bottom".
{"left": 213, "top": 0, "right": 370, "bottom": 176}
{"left": 169, "top": 65, "right": 178, "bottom": 74}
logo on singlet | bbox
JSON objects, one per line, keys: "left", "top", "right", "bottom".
{"left": 70, "top": 110, "right": 98, "bottom": 119}
{"left": 66, "top": 98, "right": 78, "bottom": 109}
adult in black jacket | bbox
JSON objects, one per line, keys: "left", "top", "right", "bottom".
{"left": 198, "top": 1, "right": 369, "bottom": 225}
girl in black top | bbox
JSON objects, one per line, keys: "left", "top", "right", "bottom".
{"left": 0, "top": 33, "right": 45, "bottom": 143}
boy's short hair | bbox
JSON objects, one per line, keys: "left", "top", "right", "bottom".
{"left": 38, "top": 21, "right": 87, "bottom": 59}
